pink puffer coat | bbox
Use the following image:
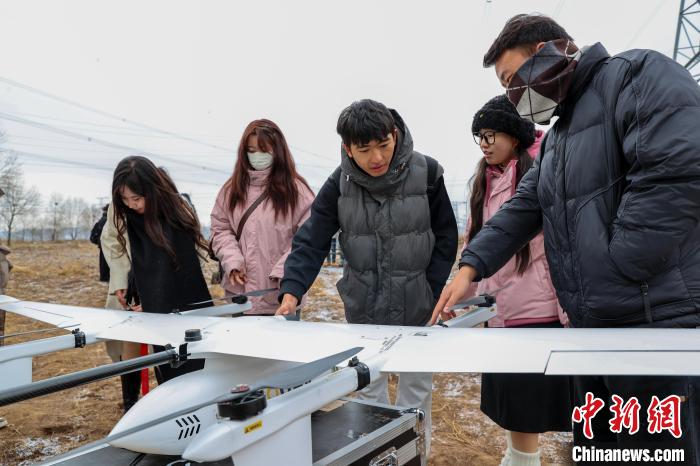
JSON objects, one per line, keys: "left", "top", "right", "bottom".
{"left": 210, "top": 167, "right": 314, "bottom": 314}
{"left": 463, "top": 130, "right": 568, "bottom": 327}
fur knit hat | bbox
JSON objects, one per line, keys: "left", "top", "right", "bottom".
{"left": 471, "top": 94, "right": 536, "bottom": 149}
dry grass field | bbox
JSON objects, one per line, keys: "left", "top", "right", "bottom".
{"left": 0, "top": 241, "right": 572, "bottom": 465}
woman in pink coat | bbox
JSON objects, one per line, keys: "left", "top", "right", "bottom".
{"left": 210, "top": 120, "right": 314, "bottom": 314}
{"left": 467, "top": 96, "right": 570, "bottom": 466}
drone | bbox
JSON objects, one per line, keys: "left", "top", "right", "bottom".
{"left": 0, "top": 293, "right": 698, "bottom": 465}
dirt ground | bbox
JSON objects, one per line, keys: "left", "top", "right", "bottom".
{"left": 0, "top": 241, "right": 573, "bottom": 465}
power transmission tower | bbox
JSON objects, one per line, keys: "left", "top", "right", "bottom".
{"left": 674, "top": 0, "right": 700, "bottom": 82}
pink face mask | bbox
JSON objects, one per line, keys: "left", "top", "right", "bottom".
{"left": 506, "top": 39, "right": 582, "bottom": 124}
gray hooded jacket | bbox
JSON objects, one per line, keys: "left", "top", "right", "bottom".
{"left": 280, "top": 111, "right": 457, "bottom": 326}
{"left": 336, "top": 113, "right": 439, "bottom": 325}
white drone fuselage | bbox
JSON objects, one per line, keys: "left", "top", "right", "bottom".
{"left": 51, "top": 352, "right": 383, "bottom": 465}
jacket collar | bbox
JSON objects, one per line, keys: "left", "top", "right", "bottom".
{"left": 485, "top": 159, "right": 518, "bottom": 206}
{"left": 486, "top": 159, "right": 517, "bottom": 180}
{"left": 248, "top": 166, "right": 272, "bottom": 187}
{"left": 559, "top": 42, "right": 611, "bottom": 115}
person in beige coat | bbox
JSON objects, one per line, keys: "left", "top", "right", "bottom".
{"left": 0, "top": 244, "right": 11, "bottom": 429}
{"left": 0, "top": 245, "right": 11, "bottom": 340}
{"left": 101, "top": 203, "right": 139, "bottom": 358}
{"left": 101, "top": 202, "right": 142, "bottom": 411}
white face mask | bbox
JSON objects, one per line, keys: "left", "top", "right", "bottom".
{"left": 247, "top": 151, "right": 274, "bottom": 171}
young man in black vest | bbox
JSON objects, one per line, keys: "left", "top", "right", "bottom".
{"left": 278, "top": 99, "right": 458, "bottom": 460}
{"left": 432, "top": 14, "right": 700, "bottom": 462}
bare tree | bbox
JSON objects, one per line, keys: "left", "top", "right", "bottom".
{"left": 80, "top": 203, "right": 102, "bottom": 236}
{"left": 0, "top": 133, "right": 12, "bottom": 177}
{"left": 0, "top": 156, "right": 41, "bottom": 245}
{"left": 62, "top": 197, "right": 89, "bottom": 240}
{"left": 24, "top": 212, "right": 45, "bottom": 241}
{"left": 46, "top": 193, "right": 67, "bottom": 241}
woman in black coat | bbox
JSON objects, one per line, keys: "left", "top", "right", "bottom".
{"left": 111, "top": 155, "right": 210, "bottom": 382}
{"left": 89, "top": 205, "right": 110, "bottom": 282}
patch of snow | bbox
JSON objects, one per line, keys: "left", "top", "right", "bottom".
{"left": 72, "top": 387, "right": 92, "bottom": 402}
{"left": 443, "top": 379, "right": 467, "bottom": 397}
{"left": 550, "top": 431, "right": 573, "bottom": 443}
{"left": 306, "top": 308, "right": 340, "bottom": 322}
{"left": 16, "top": 437, "right": 63, "bottom": 461}
{"left": 319, "top": 267, "right": 343, "bottom": 295}
{"left": 67, "top": 434, "right": 86, "bottom": 443}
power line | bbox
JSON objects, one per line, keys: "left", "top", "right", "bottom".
{"left": 6, "top": 139, "right": 188, "bottom": 156}
{"left": 624, "top": 0, "right": 667, "bottom": 50}
{"left": 288, "top": 144, "right": 338, "bottom": 164}
{"left": 2, "top": 111, "right": 338, "bottom": 166}
{"left": 12, "top": 149, "right": 112, "bottom": 172}
{"left": 13, "top": 149, "right": 226, "bottom": 188}
{"left": 552, "top": 0, "right": 567, "bottom": 19}
{"left": 0, "top": 112, "right": 228, "bottom": 173}
{"left": 12, "top": 147, "right": 328, "bottom": 190}
{"left": 1, "top": 110, "right": 234, "bottom": 141}
{"left": 0, "top": 83, "right": 339, "bottom": 165}
{"left": 4, "top": 134, "right": 335, "bottom": 175}
{"left": 0, "top": 75, "right": 232, "bottom": 153}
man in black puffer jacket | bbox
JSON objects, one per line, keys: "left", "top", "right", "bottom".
{"left": 432, "top": 13, "right": 700, "bottom": 460}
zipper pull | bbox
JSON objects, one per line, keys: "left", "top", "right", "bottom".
{"left": 640, "top": 282, "right": 652, "bottom": 323}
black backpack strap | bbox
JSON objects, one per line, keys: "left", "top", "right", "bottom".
{"left": 425, "top": 155, "right": 439, "bottom": 194}
{"left": 331, "top": 166, "right": 342, "bottom": 184}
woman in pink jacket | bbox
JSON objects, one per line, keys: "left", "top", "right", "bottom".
{"left": 210, "top": 120, "right": 314, "bottom": 314}
{"left": 467, "top": 96, "right": 570, "bottom": 466}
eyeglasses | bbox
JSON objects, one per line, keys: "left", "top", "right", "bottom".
{"left": 472, "top": 130, "right": 500, "bottom": 145}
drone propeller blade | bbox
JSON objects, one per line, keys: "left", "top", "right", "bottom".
{"left": 187, "top": 287, "right": 279, "bottom": 308}
{"left": 241, "top": 287, "right": 278, "bottom": 297}
{"left": 252, "top": 346, "right": 361, "bottom": 391}
{"left": 448, "top": 282, "right": 513, "bottom": 311}
{"left": 448, "top": 294, "right": 495, "bottom": 311}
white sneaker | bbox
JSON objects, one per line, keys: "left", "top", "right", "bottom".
{"left": 510, "top": 447, "right": 541, "bottom": 466}
{"left": 499, "top": 432, "right": 513, "bottom": 466}
{"left": 499, "top": 449, "right": 512, "bottom": 466}
{"left": 0, "top": 417, "right": 7, "bottom": 429}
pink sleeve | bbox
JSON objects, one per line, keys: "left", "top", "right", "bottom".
{"left": 210, "top": 185, "right": 245, "bottom": 277}
{"left": 461, "top": 216, "right": 472, "bottom": 254}
{"left": 557, "top": 304, "right": 570, "bottom": 327}
{"left": 269, "top": 184, "right": 315, "bottom": 280}
{"left": 527, "top": 129, "right": 545, "bottom": 159}
{"left": 460, "top": 216, "right": 478, "bottom": 298}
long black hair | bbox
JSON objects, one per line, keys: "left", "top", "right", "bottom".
{"left": 111, "top": 155, "right": 208, "bottom": 261}
{"left": 468, "top": 146, "right": 534, "bottom": 275}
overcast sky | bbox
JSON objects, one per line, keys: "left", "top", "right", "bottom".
{"left": 0, "top": 0, "right": 681, "bottom": 226}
